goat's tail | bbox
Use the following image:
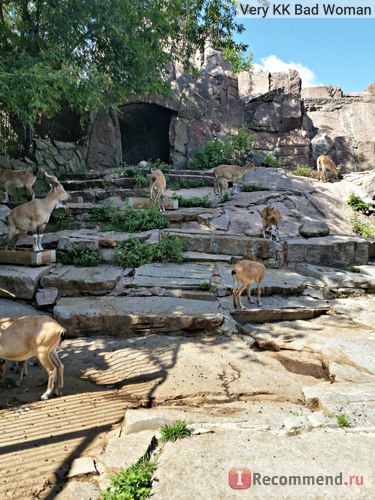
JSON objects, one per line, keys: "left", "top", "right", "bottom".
{"left": 60, "top": 329, "right": 66, "bottom": 343}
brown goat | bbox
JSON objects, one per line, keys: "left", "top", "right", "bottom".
{"left": 0, "top": 167, "right": 37, "bottom": 203}
{"left": 232, "top": 252, "right": 266, "bottom": 309}
{"left": 213, "top": 175, "right": 229, "bottom": 195}
{"left": 213, "top": 162, "right": 256, "bottom": 194}
{"left": 6, "top": 182, "right": 69, "bottom": 251}
{"left": 316, "top": 155, "right": 340, "bottom": 182}
{"left": 0, "top": 315, "right": 65, "bottom": 400}
{"left": 261, "top": 205, "right": 282, "bottom": 241}
{"left": 149, "top": 169, "right": 166, "bottom": 211}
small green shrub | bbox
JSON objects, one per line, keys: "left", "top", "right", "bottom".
{"left": 147, "top": 160, "right": 171, "bottom": 174}
{"left": 199, "top": 281, "right": 215, "bottom": 292}
{"left": 351, "top": 215, "right": 375, "bottom": 238}
{"left": 116, "top": 164, "right": 147, "bottom": 188}
{"left": 295, "top": 164, "right": 312, "bottom": 177}
{"left": 91, "top": 204, "right": 169, "bottom": 233}
{"left": 168, "top": 178, "right": 204, "bottom": 190}
{"left": 100, "top": 458, "right": 156, "bottom": 500}
{"left": 349, "top": 266, "right": 361, "bottom": 273}
{"left": 159, "top": 421, "right": 192, "bottom": 442}
{"left": 262, "top": 155, "right": 279, "bottom": 168}
{"left": 241, "top": 183, "right": 267, "bottom": 192}
{"left": 220, "top": 192, "right": 231, "bottom": 203}
{"left": 172, "top": 194, "right": 211, "bottom": 208}
{"left": 57, "top": 244, "right": 101, "bottom": 266}
{"left": 52, "top": 212, "right": 76, "bottom": 230}
{"left": 348, "top": 193, "right": 372, "bottom": 213}
{"left": 115, "top": 234, "right": 185, "bottom": 268}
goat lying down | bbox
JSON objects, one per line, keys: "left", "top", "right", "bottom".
{"left": 0, "top": 315, "right": 65, "bottom": 400}
{"left": 232, "top": 252, "right": 266, "bottom": 309}
{"left": 6, "top": 181, "right": 69, "bottom": 251}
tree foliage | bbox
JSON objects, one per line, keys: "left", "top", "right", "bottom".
{"left": 0, "top": 0, "right": 246, "bottom": 127}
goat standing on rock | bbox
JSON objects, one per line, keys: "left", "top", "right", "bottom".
{"left": 0, "top": 167, "right": 37, "bottom": 203}
{"left": 232, "top": 252, "right": 266, "bottom": 309}
{"left": 213, "top": 162, "right": 256, "bottom": 195}
{"left": 6, "top": 179, "right": 69, "bottom": 252}
{"left": 148, "top": 169, "right": 166, "bottom": 211}
{"left": 0, "top": 315, "right": 65, "bottom": 400}
{"left": 261, "top": 205, "right": 282, "bottom": 241}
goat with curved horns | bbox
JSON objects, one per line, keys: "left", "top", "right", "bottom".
{"left": 6, "top": 178, "right": 69, "bottom": 252}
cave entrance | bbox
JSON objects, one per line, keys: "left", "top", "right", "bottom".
{"left": 119, "top": 103, "right": 176, "bottom": 165}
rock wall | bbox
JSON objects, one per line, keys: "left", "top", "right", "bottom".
{"left": 239, "top": 70, "right": 375, "bottom": 171}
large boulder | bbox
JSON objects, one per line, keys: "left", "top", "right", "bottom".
{"left": 299, "top": 221, "right": 330, "bottom": 238}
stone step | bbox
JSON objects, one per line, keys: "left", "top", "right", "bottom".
{"left": 67, "top": 187, "right": 149, "bottom": 203}
{"left": 53, "top": 296, "right": 224, "bottom": 337}
{"left": 224, "top": 295, "right": 330, "bottom": 324}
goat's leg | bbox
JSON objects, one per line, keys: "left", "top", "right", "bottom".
{"left": 0, "top": 359, "right": 7, "bottom": 378}
{"left": 37, "top": 353, "right": 57, "bottom": 400}
{"left": 16, "top": 360, "right": 28, "bottom": 386}
{"left": 256, "top": 280, "right": 262, "bottom": 306}
{"left": 36, "top": 224, "right": 46, "bottom": 251}
{"left": 26, "top": 186, "right": 35, "bottom": 200}
{"left": 246, "top": 283, "right": 254, "bottom": 304}
{"left": 236, "top": 283, "right": 248, "bottom": 310}
{"left": 50, "top": 350, "right": 64, "bottom": 396}
{"left": 262, "top": 221, "right": 267, "bottom": 239}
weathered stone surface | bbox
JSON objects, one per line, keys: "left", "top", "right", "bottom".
{"left": 101, "top": 430, "right": 155, "bottom": 470}
{"left": 0, "top": 265, "right": 53, "bottom": 300}
{"left": 132, "top": 262, "right": 213, "bottom": 289}
{"left": 302, "top": 85, "right": 342, "bottom": 99}
{"left": 0, "top": 297, "right": 42, "bottom": 316}
{"left": 55, "top": 481, "right": 99, "bottom": 500}
{"left": 35, "top": 287, "right": 59, "bottom": 306}
{"left": 299, "top": 221, "right": 330, "bottom": 238}
{"left": 331, "top": 296, "right": 375, "bottom": 327}
{"left": 270, "top": 69, "right": 301, "bottom": 95}
{"left": 54, "top": 296, "right": 224, "bottom": 336}
{"left": 42, "top": 265, "right": 123, "bottom": 296}
{"left": 343, "top": 170, "right": 375, "bottom": 202}
{"left": 67, "top": 457, "right": 97, "bottom": 478}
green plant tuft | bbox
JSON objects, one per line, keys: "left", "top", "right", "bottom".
{"left": 199, "top": 281, "right": 215, "bottom": 292}
{"left": 115, "top": 234, "right": 185, "bottom": 268}
{"left": 100, "top": 458, "right": 157, "bottom": 500}
{"left": 57, "top": 244, "right": 101, "bottom": 266}
{"left": 349, "top": 266, "right": 361, "bottom": 273}
{"left": 91, "top": 204, "right": 169, "bottom": 233}
{"left": 348, "top": 193, "right": 372, "bottom": 213}
{"left": 351, "top": 215, "right": 375, "bottom": 239}
{"left": 172, "top": 194, "right": 211, "bottom": 208}
{"left": 159, "top": 421, "right": 192, "bottom": 442}
{"left": 168, "top": 178, "right": 204, "bottom": 190}
{"left": 241, "top": 183, "right": 267, "bottom": 192}
{"left": 220, "top": 192, "right": 231, "bottom": 203}
{"left": 52, "top": 211, "right": 76, "bottom": 230}
{"left": 262, "top": 155, "right": 279, "bottom": 168}
{"left": 147, "top": 160, "right": 171, "bottom": 174}
{"left": 295, "top": 164, "right": 312, "bottom": 177}
{"left": 328, "top": 412, "right": 350, "bottom": 428}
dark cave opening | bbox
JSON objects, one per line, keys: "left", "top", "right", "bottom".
{"left": 119, "top": 103, "right": 176, "bottom": 165}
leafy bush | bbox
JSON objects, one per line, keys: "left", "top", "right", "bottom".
{"left": 295, "top": 164, "right": 312, "bottom": 177}
{"left": 168, "top": 178, "right": 204, "bottom": 190}
{"left": 100, "top": 458, "right": 156, "bottom": 500}
{"left": 241, "top": 183, "right": 267, "bottom": 192}
{"left": 91, "top": 204, "right": 169, "bottom": 232}
{"left": 115, "top": 234, "right": 185, "bottom": 268}
{"left": 147, "top": 159, "right": 171, "bottom": 174}
{"left": 220, "top": 192, "right": 231, "bottom": 203}
{"left": 172, "top": 194, "right": 211, "bottom": 208}
{"left": 189, "top": 125, "right": 255, "bottom": 170}
{"left": 348, "top": 193, "right": 372, "bottom": 213}
{"left": 57, "top": 244, "right": 101, "bottom": 266}
{"left": 52, "top": 212, "right": 76, "bottom": 230}
{"left": 115, "top": 164, "right": 147, "bottom": 188}
{"left": 262, "top": 155, "right": 279, "bottom": 168}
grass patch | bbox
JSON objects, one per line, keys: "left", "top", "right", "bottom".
{"left": 295, "top": 164, "right": 312, "bottom": 177}
{"left": 52, "top": 212, "right": 76, "bottom": 230}
{"left": 115, "top": 234, "right": 185, "bottom": 268}
{"left": 91, "top": 204, "right": 169, "bottom": 233}
{"left": 57, "top": 244, "right": 101, "bottom": 266}
{"left": 115, "top": 164, "right": 148, "bottom": 188}
{"left": 172, "top": 194, "right": 211, "bottom": 208}
{"left": 261, "top": 155, "right": 279, "bottom": 168}
{"left": 199, "top": 281, "right": 215, "bottom": 292}
{"left": 168, "top": 178, "right": 204, "bottom": 190}
{"left": 0, "top": 377, "right": 17, "bottom": 389}
{"left": 349, "top": 266, "right": 361, "bottom": 273}
{"left": 328, "top": 412, "right": 350, "bottom": 428}
{"left": 220, "top": 192, "right": 231, "bottom": 203}
{"left": 100, "top": 458, "right": 157, "bottom": 500}
{"left": 348, "top": 193, "right": 372, "bottom": 213}
{"left": 159, "top": 421, "right": 192, "bottom": 442}
{"left": 351, "top": 215, "right": 375, "bottom": 238}
{"left": 241, "top": 182, "right": 267, "bottom": 192}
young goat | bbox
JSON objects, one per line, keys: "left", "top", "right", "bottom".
{"left": 213, "top": 162, "right": 256, "bottom": 194}
{"left": 261, "top": 205, "right": 282, "bottom": 241}
{"left": 213, "top": 175, "right": 229, "bottom": 195}
{"left": 316, "top": 155, "right": 340, "bottom": 182}
{"left": 148, "top": 169, "right": 167, "bottom": 211}
{"left": 232, "top": 252, "right": 266, "bottom": 309}
{"left": 0, "top": 167, "right": 37, "bottom": 203}
{"left": 0, "top": 315, "right": 65, "bottom": 400}
{"left": 6, "top": 182, "right": 69, "bottom": 251}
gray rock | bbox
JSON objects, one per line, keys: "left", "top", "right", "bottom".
{"left": 299, "top": 221, "right": 330, "bottom": 238}
{"left": 0, "top": 265, "right": 53, "bottom": 300}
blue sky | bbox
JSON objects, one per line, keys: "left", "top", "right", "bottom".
{"left": 236, "top": 18, "right": 375, "bottom": 93}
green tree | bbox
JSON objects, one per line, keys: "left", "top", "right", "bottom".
{"left": 0, "top": 1, "right": 246, "bottom": 128}
{"left": 222, "top": 47, "right": 253, "bottom": 73}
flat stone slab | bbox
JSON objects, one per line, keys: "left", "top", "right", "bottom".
{"left": 132, "top": 262, "right": 213, "bottom": 288}
{"left": 151, "top": 429, "right": 375, "bottom": 499}
{"left": 296, "top": 263, "right": 375, "bottom": 293}
{"left": 220, "top": 295, "right": 330, "bottom": 323}
{"left": 54, "top": 296, "right": 223, "bottom": 336}
{"left": 303, "top": 382, "right": 375, "bottom": 428}
{"left": 0, "top": 297, "right": 42, "bottom": 317}
{"left": 42, "top": 265, "right": 123, "bottom": 296}
{"left": 0, "top": 264, "right": 53, "bottom": 300}
{"left": 331, "top": 296, "right": 375, "bottom": 327}
{"left": 250, "top": 316, "right": 375, "bottom": 381}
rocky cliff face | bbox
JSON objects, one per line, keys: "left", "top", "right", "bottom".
{"left": 239, "top": 69, "right": 375, "bottom": 172}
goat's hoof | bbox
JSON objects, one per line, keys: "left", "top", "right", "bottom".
{"left": 54, "top": 388, "right": 63, "bottom": 397}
